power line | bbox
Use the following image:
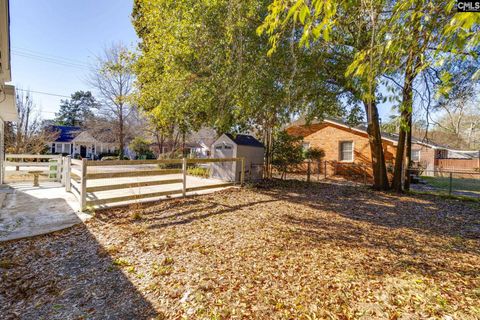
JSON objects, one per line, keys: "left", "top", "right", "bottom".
{"left": 12, "top": 46, "right": 90, "bottom": 66}
{"left": 12, "top": 51, "right": 90, "bottom": 70}
{"left": 16, "top": 88, "right": 71, "bottom": 98}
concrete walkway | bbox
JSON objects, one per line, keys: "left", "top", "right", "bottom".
{"left": 0, "top": 182, "right": 91, "bottom": 242}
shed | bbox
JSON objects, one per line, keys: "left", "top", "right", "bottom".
{"left": 210, "top": 133, "right": 264, "bottom": 182}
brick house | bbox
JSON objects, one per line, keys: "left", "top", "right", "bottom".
{"left": 286, "top": 117, "right": 447, "bottom": 177}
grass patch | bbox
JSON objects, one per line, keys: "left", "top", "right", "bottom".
{"left": 421, "top": 175, "right": 480, "bottom": 194}
{"left": 187, "top": 166, "right": 210, "bottom": 178}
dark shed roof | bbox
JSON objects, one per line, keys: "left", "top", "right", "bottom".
{"left": 49, "top": 125, "right": 81, "bottom": 142}
{"left": 225, "top": 133, "right": 264, "bottom": 148}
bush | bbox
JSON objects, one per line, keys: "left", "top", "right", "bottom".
{"left": 129, "top": 137, "right": 154, "bottom": 159}
{"left": 272, "top": 131, "right": 304, "bottom": 179}
{"left": 304, "top": 147, "right": 325, "bottom": 161}
{"left": 187, "top": 166, "right": 210, "bottom": 178}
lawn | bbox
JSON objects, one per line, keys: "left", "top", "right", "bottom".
{"left": 421, "top": 176, "right": 480, "bottom": 195}
{"left": 1, "top": 181, "right": 479, "bottom": 319}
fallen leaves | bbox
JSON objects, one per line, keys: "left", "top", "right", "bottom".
{"left": 1, "top": 180, "right": 479, "bottom": 319}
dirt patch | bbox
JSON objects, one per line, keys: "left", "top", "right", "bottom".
{"left": 1, "top": 181, "right": 479, "bottom": 319}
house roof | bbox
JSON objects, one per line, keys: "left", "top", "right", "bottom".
{"left": 188, "top": 128, "right": 217, "bottom": 148}
{"left": 224, "top": 133, "right": 264, "bottom": 148}
{"left": 288, "top": 117, "right": 447, "bottom": 149}
{"left": 50, "top": 125, "right": 82, "bottom": 142}
{"left": 447, "top": 150, "right": 480, "bottom": 159}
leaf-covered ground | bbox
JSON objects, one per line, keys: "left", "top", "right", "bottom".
{"left": 1, "top": 180, "right": 479, "bottom": 319}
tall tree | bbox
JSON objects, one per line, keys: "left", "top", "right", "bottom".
{"left": 375, "top": 1, "right": 479, "bottom": 191}
{"left": 55, "top": 91, "right": 98, "bottom": 127}
{"left": 89, "top": 43, "right": 135, "bottom": 159}
{"left": 261, "top": 0, "right": 480, "bottom": 191}
{"left": 260, "top": 0, "right": 390, "bottom": 189}
{"left": 132, "top": 0, "right": 350, "bottom": 172}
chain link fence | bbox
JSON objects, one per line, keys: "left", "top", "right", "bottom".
{"left": 409, "top": 168, "right": 480, "bottom": 199}
{"left": 270, "top": 160, "right": 371, "bottom": 185}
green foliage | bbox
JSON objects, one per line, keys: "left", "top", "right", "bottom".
{"left": 271, "top": 131, "right": 304, "bottom": 178}
{"left": 129, "top": 136, "right": 154, "bottom": 159}
{"left": 132, "top": 0, "right": 348, "bottom": 141}
{"left": 187, "top": 166, "right": 210, "bottom": 179}
{"left": 304, "top": 147, "right": 325, "bottom": 161}
{"left": 55, "top": 91, "right": 98, "bottom": 127}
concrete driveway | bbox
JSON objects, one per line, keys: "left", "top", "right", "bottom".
{"left": 0, "top": 182, "right": 90, "bottom": 242}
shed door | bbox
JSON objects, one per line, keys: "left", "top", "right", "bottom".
{"left": 212, "top": 143, "right": 235, "bottom": 181}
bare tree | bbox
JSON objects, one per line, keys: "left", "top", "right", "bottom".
{"left": 88, "top": 43, "right": 135, "bottom": 159}
{"left": 4, "top": 90, "right": 58, "bottom": 164}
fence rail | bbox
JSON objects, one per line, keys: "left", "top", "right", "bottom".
{"left": 3, "top": 154, "right": 63, "bottom": 184}
{"left": 60, "top": 157, "right": 246, "bottom": 210}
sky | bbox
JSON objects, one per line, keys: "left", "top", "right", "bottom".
{"left": 8, "top": 0, "right": 138, "bottom": 120}
{"left": 8, "top": 1, "right": 394, "bottom": 122}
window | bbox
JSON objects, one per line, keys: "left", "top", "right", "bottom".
{"left": 55, "top": 143, "right": 62, "bottom": 154}
{"left": 215, "top": 145, "right": 222, "bottom": 150}
{"left": 411, "top": 150, "right": 420, "bottom": 162}
{"left": 224, "top": 144, "right": 233, "bottom": 150}
{"left": 339, "top": 141, "right": 354, "bottom": 162}
{"left": 51, "top": 143, "right": 55, "bottom": 153}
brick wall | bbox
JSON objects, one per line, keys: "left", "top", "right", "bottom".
{"left": 287, "top": 122, "right": 397, "bottom": 177}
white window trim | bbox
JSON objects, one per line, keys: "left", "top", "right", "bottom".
{"left": 339, "top": 140, "right": 354, "bottom": 163}
{"left": 411, "top": 149, "right": 421, "bottom": 162}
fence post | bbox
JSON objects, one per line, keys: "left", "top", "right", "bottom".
{"left": 307, "top": 159, "right": 311, "bottom": 183}
{"left": 449, "top": 172, "right": 453, "bottom": 195}
{"left": 324, "top": 160, "right": 327, "bottom": 179}
{"left": 182, "top": 157, "right": 187, "bottom": 197}
{"left": 65, "top": 156, "right": 71, "bottom": 192}
{"left": 240, "top": 157, "right": 245, "bottom": 186}
{"left": 80, "top": 158, "right": 87, "bottom": 211}
{"left": 56, "top": 155, "right": 62, "bottom": 182}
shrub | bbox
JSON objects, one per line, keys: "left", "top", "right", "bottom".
{"left": 304, "top": 147, "right": 325, "bottom": 161}
{"left": 188, "top": 166, "right": 210, "bottom": 178}
{"left": 272, "top": 131, "right": 304, "bottom": 179}
{"left": 129, "top": 137, "right": 155, "bottom": 159}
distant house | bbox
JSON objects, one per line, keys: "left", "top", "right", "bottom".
{"left": 286, "top": 117, "right": 450, "bottom": 176}
{"left": 0, "top": 0, "right": 17, "bottom": 184}
{"left": 150, "top": 128, "right": 217, "bottom": 158}
{"left": 47, "top": 125, "right": 117, "bottom": 159}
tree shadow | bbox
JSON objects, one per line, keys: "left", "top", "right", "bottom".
{"left": 0, "top": 224, "right": 159, "bottom": 319}
{"left": 94, "top": 194, "right": 280, "bottom": 230}
{"left": 254, "top": 180, "right": 480, "bottom": 279}
{"left": 256, "top": 179, "right": 480, "bottom": 240}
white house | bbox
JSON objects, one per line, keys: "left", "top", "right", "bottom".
{"left": 47, "top": 125, "right": 117, "bottom": 159}
{"left": 0, "top": 0, "right": 17, "bottom": 184}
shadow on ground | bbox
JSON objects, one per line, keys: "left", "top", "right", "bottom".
{"left": 0, "top": 225, "right": 159, "bottom": 319}
{"left": 257, "top": 179, "right": 480, "bottom": 239}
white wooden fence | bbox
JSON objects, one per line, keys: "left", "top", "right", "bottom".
{"left": 2, "top": 154, "right": 245, "bottom": 210}
{"left": 3, "top": 154, "right": 63, "bottom": 184}
{"left": 64, "top": 157, "right": 245, "bottom": 211}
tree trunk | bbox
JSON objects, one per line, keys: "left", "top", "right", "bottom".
{"left": 392, "top": 53, "right": 416, "bottom": 193}
{"left": 182, "top": 132, "right": 186, "bottom": 157}
{"left": 365, "top": 101, "right": 389, "bottom": 190}
{"left": 392, "top": 111, "right": 408, "bottom": 192}
{"left": 404, "top": 114, "right": 412, "bottom": 190}
{"left": 119, "top": 108, "right": 124, "bottom": 159}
